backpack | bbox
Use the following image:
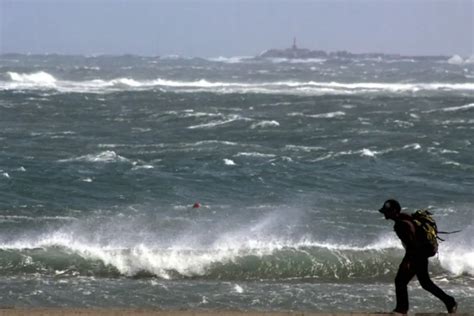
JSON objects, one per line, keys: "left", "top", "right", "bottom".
{"left": 411, "top": 209, "right": 439, "bottom": 257}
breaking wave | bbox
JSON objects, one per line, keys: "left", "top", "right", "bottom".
{"left": 0, "top": 233, "right": 404, "bottom": 280}
{"left": 289, "top": 111, "right": 346, "bottom": 119}
{"left": 58, "top": 151, "right": 131, "bottom": 163}
{"left": 437, "top": 103, "right": 474, "bottom": 113}
{"left": 251, "top": 120, "right": 280, "bottom": 129}
{"left": 2, "top": 71, "right": 474, "bottom": 95}
{"left": 1, "top": 230, "right": 470, "bottom": 281}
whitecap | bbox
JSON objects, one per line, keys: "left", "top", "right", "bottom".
{"left": 442, "top": 160, "right": 461, "bottom": 166}
{"left": 439, "top": 237, "right": 474, "bottom": 276}
{"left": 440, "top": 103, "right": 474, "bottom": 112}
{"left": 0, "top": 215, "right": 77, "bottom": 222}
{"left": 3, "top": 75, "right": 474, "bottom": 95}
{"left": 193, "top": 140, "right": 239, "bottom": 146}
{"left": 223, "top": 159, "right": 236, "bottom": 166}
{"left": 182, "top": 111, "right": 221, "bottom": 118}
{"left": 360, "top": 148, "right": 377, "bottom": 157}
{"left": 188, "top": 115, "right": 246, "bottom": 129}
{"left": 447, "top": 55, "right": 465, "bottom": 65}
{"left": 307, "top": 111, "right": 346, "bottom": 119}
{"left": 250, "top": 120, "right": 280, "bottom": 129}
{"left": 234, "top": 284, "right": 244, "bottom": 293}
{"left": 109, "top": 78, "right": 142, "bottom": 87}
{"left": 393, "top": 120, "right": 414, "bottom": 128}
{"left": 0, "top": 227, "right": 411, "bottom": 280}
{"left": 132, "top": 165, "right": 155, "bottom": 171}
{"left": 235, "top": 152, "right": 276, "bottom": 158}
{"left": 403, "top": 143, "right": 422, "bottom": 150}
{"left": 284, "top": 145, "right": 325, "bottom": 152}
{"left": 59, "top": 151, "right": 130, "bottom": 163}
{"left": 207, "top": 56, "right": 252, "bottom": 63}
{"left": 8, "top": 71, "right": 57, "bottom": 85}
{"left": 440, "top": 149, "right": 459, "bottom": 154}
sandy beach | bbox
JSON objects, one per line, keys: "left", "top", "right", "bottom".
{"left": 0, "top": 309, "right": 472, "bottom": 316}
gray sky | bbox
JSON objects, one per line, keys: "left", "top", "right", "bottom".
{"left": 1, "top": 0, "right": 472, "bottom": 57}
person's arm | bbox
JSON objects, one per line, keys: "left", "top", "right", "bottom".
{"left": 394, "top": 220, "right": 417, "bottom": 255}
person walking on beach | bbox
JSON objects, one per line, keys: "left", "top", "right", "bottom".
{"left": 378, "top": 199, "right": 457, "bottom": 314}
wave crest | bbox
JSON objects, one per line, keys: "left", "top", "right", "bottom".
{"left": 7, "top": 71, "right": 57, "bottom": 88}
{"left": 1, "top": 227, "right": 471, "bottom": 280}
{"left": 58, "top": 151, "right": 131, "bottom": 163}
{"left": 2, "top": 71, "right": 473, "bottom": 95}
{"left": 0, "top": 237, "right": 402, "bottom": 280}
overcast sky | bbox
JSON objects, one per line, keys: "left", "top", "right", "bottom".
{"left": 0, "top": 0, "right": 472, "bottom": 57}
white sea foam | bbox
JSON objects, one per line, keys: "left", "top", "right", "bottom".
{"left": 288, "top": 111, "right": 346, "bottom": 119}
{"left": 223, "top": 159, "right": 236, "bottom": 166}
{"left": 360, "top": 148, "right": 377, "bottom": 157}
{"left": 447, "top": 55, "right": 465, "bottom": 65}
{"left": 423, "top": 103, "right": 474, "bottom": 113}
{"left": 446, "top": 54, "right": 474, "bottom": 65}
{"left": 132, "top": 164, "right": 154, "bottom": 171}
{"left": 306, "top": 81, "right": 474, "bottom": 93}
{"left": 208, "top": 56, "right": 253, "bottom": 64}
{"left": 250, "top": 120, "right": 280, "bottom": 129}
{"left": 182, "top": 111, "right": 221, "bottom": 118}
{"left": 0, "top": 230, "right": 403, "bottom": 279}
{"left": 440, "top": 250, "right": 474, "bottom": 276}
{"left": 8, "top": 71, "right": 57, "bottom": 86}
{"left": 193, "top": 140, "right": 239, "bottom": 147}
{"left": 188, "top": 115, "right": 247, "bottom": 129}
{"left": 439, "top": 227, "right": 474, "bottom": 276}
{"left": 0, "top": 215, "right": 77, "bottom": 222}
{"left": 234, "top": 284, "right": 244, "bottom": 293}
{"left": 3, "top": 72, "right": 474, "bottom": 95}
{"left": 235, "top": 152, "right": 277, "bottom": 158}
{"left": 59, "top": 151, "right": 130, "bottom": 163}
{"left": 439, "top": 103, "right": 474, "bottom": 112}
{"left": 110, "top": 78, "right": 142, "bottom": 87}
{"left": 284, "top": 145, "right": 325, "bottom": 152}
{"left": 5, "top": 225, "right": 474, "bottom": 279}
{"left": 307, "top": 111, "right": 346, "bottom": 119}
{"left": 403, "top": 143, "right": 422, "bottom": 150}
{"left": 442, "top": 160, "right": 461, "bottom": 166}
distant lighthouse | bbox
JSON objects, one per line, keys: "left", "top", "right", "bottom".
{"left": 292, "top": 37, "right": 297, "bottom": 50}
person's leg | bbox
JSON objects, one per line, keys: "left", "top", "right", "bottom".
{"left": 415, "top": 256, "right": 457, "bottom": 313}
{"left": 394, "top": 255, "right": 416, "bottom": 313}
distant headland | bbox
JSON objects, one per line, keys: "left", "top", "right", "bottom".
{"left": 258, "top": 38, "right": 446, "bottom": 60}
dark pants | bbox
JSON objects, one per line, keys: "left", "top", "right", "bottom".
{"left": 394, "top": 254, "right": 455, "bottom": 313}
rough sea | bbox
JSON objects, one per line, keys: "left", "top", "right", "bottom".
{"left": 0, "top": 53, "right": 473, "bottom": 312}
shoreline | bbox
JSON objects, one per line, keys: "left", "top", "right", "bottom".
{"left": 0, "top": 309, "right": 472, "bottom": 316}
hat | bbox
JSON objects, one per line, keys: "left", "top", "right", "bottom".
{"left": 379, "top": 199, "right": 401, "bottom": 214}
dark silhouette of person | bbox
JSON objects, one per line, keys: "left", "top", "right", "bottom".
{"left": 379, "top": 199, "right": 457, "bottom": 314}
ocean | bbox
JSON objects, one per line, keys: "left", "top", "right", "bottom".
{"left": 0, "top": 53, "right": 473, "bottom": 312}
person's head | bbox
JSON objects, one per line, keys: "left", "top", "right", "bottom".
{"left": 379, "top": 199, "right": 401, "bottom": 220}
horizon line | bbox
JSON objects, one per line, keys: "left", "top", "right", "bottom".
{"left": 0, "top": 51, "right": 465, "bottom": 59}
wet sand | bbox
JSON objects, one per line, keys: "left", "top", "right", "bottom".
{"left": 0, "top": 309, "right": 472, "bottom": 316}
